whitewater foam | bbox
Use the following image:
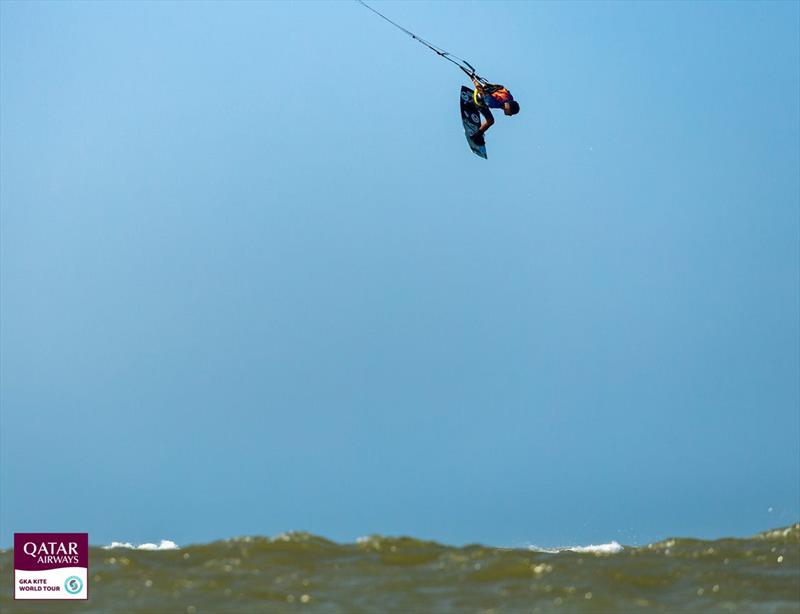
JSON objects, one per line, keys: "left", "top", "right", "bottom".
{"left": 103, "top": 540, "right": 179, "bottom": 551}
{"left": 528, "top": 541, "right": 623, "bottom": 554}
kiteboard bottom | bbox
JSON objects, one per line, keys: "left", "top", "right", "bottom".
{"left": 460, "top": 86, "right": 487, "bottom": 159}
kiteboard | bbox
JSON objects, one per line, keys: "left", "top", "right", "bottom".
{"left": 460, "top": 86, "right": 487, "bottom": 159}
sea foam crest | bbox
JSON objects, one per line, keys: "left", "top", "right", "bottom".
{"left": 103, "top": 540, "right": 179, "bottom": 551}
{"left": 528, "top": 541, "right": 623, "bottom": 554}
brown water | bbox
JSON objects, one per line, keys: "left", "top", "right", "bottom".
{"left": 1, "top": 524, "right": 797, "bottom": 613}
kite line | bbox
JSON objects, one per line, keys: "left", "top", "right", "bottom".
{"left": 356, "top": 0, "right": 487, "bottom": 83}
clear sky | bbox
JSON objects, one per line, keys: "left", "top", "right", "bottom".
{"left": 1, "top": 1, "right": 798, "bottom": 549}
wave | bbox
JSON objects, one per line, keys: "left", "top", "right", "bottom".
{"left": 93, "top": 523, "right": 799, "bottom": 555}
{"left": 102, "top": 539, "right": 179, "bottom": 551}
{"left": 1, "top": 524, "right": 795, "bottom": 613}
{"left": 528, "top": 540, "right": 624, "bottom": 554}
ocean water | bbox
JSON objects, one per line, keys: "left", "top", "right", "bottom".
{"left": 1, "top": 524, "right": 797, "bottom": 613}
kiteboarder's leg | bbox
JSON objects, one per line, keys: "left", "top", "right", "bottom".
{"left": 471, "top": 106, "right": 494, "bottom": 144}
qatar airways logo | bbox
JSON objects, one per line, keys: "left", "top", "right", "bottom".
{"left": 14, "top": 533, "right": 88, "bottom": 600}
{"left": 22, "top": 541, "right": 80, "bottom": 565}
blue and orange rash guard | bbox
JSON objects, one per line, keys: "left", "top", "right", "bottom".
{"left": 474, "top": 84, "right": 514, "bottom": 109}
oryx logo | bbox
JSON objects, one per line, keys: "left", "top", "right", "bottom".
{"left": 64, "top": 576, "right": 83, "bottom": 594}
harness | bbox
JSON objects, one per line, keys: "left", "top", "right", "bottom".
{"left": 473, "top": 84, "right": 513, "bottom": 108}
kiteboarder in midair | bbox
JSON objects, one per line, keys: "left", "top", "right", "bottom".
{"left": 357, "top": 0, "right": 520, "bottom": 155}
{"left": 468, "top": 77, "right": 520, "bottom": 146}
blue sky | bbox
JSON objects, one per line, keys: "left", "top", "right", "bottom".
{"left": 1, "top": 0, "right": 798, "bottom": 548}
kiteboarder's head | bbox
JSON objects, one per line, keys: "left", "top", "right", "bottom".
{"left": 503, "top": 101, "right": 520, "bottom": 116}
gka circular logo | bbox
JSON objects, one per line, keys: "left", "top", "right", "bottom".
{"left": 64, "top": 576, "right": 83, "bottom": 594}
